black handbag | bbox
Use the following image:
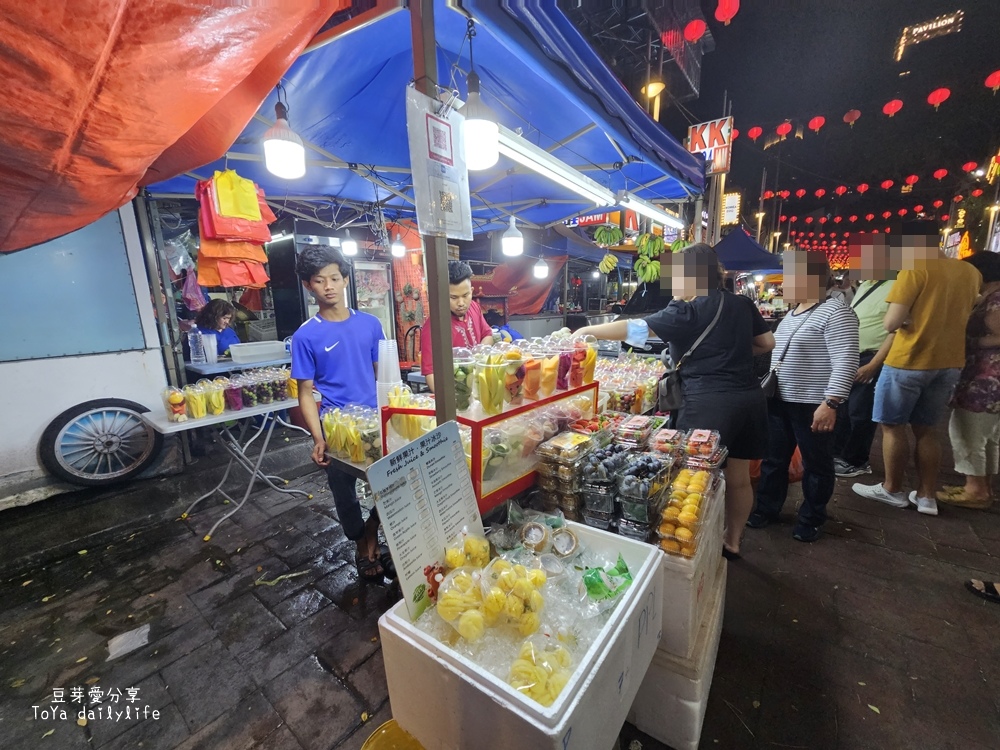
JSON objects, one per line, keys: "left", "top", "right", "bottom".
{"left": 658, "top": 295, "right": 725, "bottom": 411}
{"left": 760, "top": 302, "right": 824, "bottom": 398}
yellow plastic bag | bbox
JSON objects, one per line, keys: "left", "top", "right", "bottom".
{"left": 213, "top": 169, "right": 261, "bottom": 221}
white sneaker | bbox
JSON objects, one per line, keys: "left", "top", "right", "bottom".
{"left": 909, "top": 491, "right": 939, "bottom": 516}
{"left": 853, "top": 482, "right": 909, "bottom": 508}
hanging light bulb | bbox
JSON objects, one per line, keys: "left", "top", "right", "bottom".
{"left": 501, "top": 216, "right": 523, "bottom": 256}
{"left": 533, "top": 258, "right": 549, "bottom": 279}
{"left": 341, "top": 229, "right": 358, "bottom": 256}
{"left": 463, "top": 70, "right": 499, "bottom": 171}
{"left": 390, "top": 232, "right": 406, "bottom": 258}
{"left": 592, "top": 268, "right": 600, "bottom": 279}
{"left": 262, "top": 90, "right": 306, "bottom": 180}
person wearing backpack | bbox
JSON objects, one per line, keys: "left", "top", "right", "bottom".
{"left": 832, "top": 238, "right": 897, "bottom": 478}
{"left": 576, "top": 243, "right": 775, "bottom": 559}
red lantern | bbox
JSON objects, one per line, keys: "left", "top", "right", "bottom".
{"left": 985, "top": 70, "right": 1000, "bottom": 93}
{"left": 683, "top": 18, "right": 707, "bottom": 43}
{"left": 789, "top": 216, "right": 798, "bottom": 222}
{"left": 748, "top": 126, "right": 763, "bottom": 142}
{"left": 819, "top": 232, "right": 826, "bottom": 239}
{"left": 779, "top": 190, "right": 790, "bottom": 199}
{"left": 972, "top": 188, "right": 984, "bottom": 197}
{"left": 914, "top": 205, "right": 924, "bottom": 212}
{"left": 834, "top": 185, "right": 847, "bottom": 196}
{"left": 927, "top": 88, "right": 950, "bottom": 110}
{"left": 780, "top": 215, "right": 788, "bottom": 222}
{"left": 881, "top": 180, "right": 894, "bottom": 190}
{"left": 872, "top": 229, "right": 880, "bottom": 234}
{"left": 865, "top": 213, "right": 875, "bottom": 221}
{"left": 898, "top": 208, "right": 908, "bottom": 217}
{"left": 932, "top": 200, "right": 944, "bottom": 209}
{"left": 795, "top": 188, "right": 807, "bottom": 199}
{"left": 933, "top": 168, "right": 948, "bottom": 180}
{"left": 805, "top": 217, "right": 814, "bottom": 224}
{"left": 808, "top": 116, "right": 826, "bottom": 133}
{"left": 843, "top": 109, "right": 861, "bottom": 127}
{"left": 831, "top": 232, "right": 838, "bottom": 238}
{"left": 882, "top": 99, "right": 903, "bottom": 117}
{"left": 776, "top": 122, "right": 792, "bottom": 139}
{"left": 819, "top": 216, "right": 828, "bottom": 224}
{"left": 941, "top": 214, "right": 950, "bottom": 222}
{"left": 808, "top": 232, "right": 814, "bottom": 237}
{"left": 715, "top": 0, "right": 739, "bottom": 25}
{"left": 954, "top": 195, "right": 963, "bottom": 202}
{"left": 815, "top": 188, "right": 826, "bottom": 198}
{"left": 857, "top": 183, "right": 869, "bottom": 194}
{"left": 962, "top": 161, "right": 977, "bottom": 172}
{"left": 834, "top": 216, "right": 842, "bottom": 223}
{"left": 905, "top": 174, "right": 919, "bottom": 186}
{"left": 763, "top": 190, "right": 774, "bottom": 199}
{"left": 882, "top": 211, "right": 892, "bottom": 219}
{"left": 849, "top": 215, "right": 858, "bottom": 222}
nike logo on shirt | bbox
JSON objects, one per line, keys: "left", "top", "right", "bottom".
{"left": 324, "top": 342, "right": 339, "bottom": 352}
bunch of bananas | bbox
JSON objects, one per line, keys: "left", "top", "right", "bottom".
{"left": 635, "top": 233, "right": 665, "bottom": 259}
{"left": 593, "top": 224, "right": 623, "bottom": 247}
{"left": 670, "top": 238, "right": 691, "bottom": 253}
{"left": 634, "top": 256, "right": 661, "bottom": 284}
{"left": 597, "top": 252, "right": 618, "bottom": 274}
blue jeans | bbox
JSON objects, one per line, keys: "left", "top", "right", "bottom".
{"left": 873, "top": 365, "right": 960, "bottom": 426}
{"left": 755, "top": 398, "right": 836, "bottom": 528}
{"left": 325, "top": 464, "right": 377, "bottom": 541}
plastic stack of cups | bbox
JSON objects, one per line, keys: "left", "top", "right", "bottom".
{"left": 377, "top": 339, "right": 402, "bottom": 414}
{"left": 202, "top": 333, "right": 218, "bottom": 364}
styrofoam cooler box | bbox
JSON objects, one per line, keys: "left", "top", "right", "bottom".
{"left": 659, "top": 478, "right": 725, "bottom": 657}
{"left": 628, "top": 557, "right": 727, "bottom": 750}
{"left": 379, "top": 522, "right": 664, "bottom": 750}
{"left": 229, "top": 341, "right": 286, "bottom": 364}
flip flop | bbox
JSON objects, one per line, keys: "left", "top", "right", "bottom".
{"left": 937, "top": 487, "right": 992, "bottom": 508}
{"left": 379, "top": 544, "right": 397, "bottom": 580}
{"left": 355, "top": 547, "right": 384, "bottom": 582}
{"left": 964, "top": 580, "right": 1000, "bottom": 605}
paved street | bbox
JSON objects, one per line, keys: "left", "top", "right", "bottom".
{"left": 0, "top": 432, "right": 998, "bottom": 749}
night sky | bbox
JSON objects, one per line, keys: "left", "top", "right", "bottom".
{"left": 662, "top": 0, "right": 1000, "bottom": 232}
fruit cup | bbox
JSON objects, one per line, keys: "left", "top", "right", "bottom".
{"left": 476, "top": 360, "right": 507, "bottom": 416}
{"left": 452, "top": 348, "right": 475, "bottom": 412}
{"left": 539, "top": 354, "right": 559, "bottom": 398}
{"left": 503, "top": 350, "right": 526, "bottom": 405}
{"left": 162, "top": 387, "right": 188, "bottom": 423}
{"left": 556, "top": 350, "right": 572, "bottom": 391}
{"left": 240, "top": 376, "right": 259, "bottom": 408}
{"left": 184, "top": 384, "right": 207, "bottom": 420}
{"left": 522, "top": 357, "right": 541, "bottom": 400}
{"left": 224, "top": 377, "right": 244, "bottom": 411}
{"left": 287, "top": 372, "right": 299, "bottom": 399}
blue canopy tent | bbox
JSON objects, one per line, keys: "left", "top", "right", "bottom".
{"left": 715, "top": 228, "right": 783, "bottom": 273}
{"left": 148, "top": 1, "right": 703, "bottom": 234}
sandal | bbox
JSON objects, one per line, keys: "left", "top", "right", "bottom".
{"left": 379, "top": 544, "right": 397, "bottom": 580}
{"left": 355, "top": 546, "right": 384, "bottom": 582}
{"left": 722, "top": 547, "right": 742, "bottom": 561}
{"left": 964, "top": 579, "right": 1000, "bottom": 605}
{"left": 936, "top": 486, "right": 992, "bottom": 509}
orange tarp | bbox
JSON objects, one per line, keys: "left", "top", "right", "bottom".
{"left": 0, "top": 0, "right": 345, "bottom": 253}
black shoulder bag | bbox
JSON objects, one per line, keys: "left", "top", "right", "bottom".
{"left": 657, "top": 295, "right": 725, "bottom": 411}
{"left": 760, "top": 302, "right": 823, "bottom": 398}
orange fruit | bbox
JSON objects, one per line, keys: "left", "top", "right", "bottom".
{"left": 681, "top": 504, "right": 701, "bottom": 518}
{"left": 658, "top": 522, "right": 677, "bottom": 536}
{"left": 677, "top": 511, "right": 699, "bottom": 528}
{"left": 685, "top": 492, "right": 703, "bottom": 506}
{"left": 662, "top": 506, "right": 680, "bottom": 521}
{"left": 675, "top": 527, "right": 693, "bottom": 542}
{"left": 660, "top": 539, "right": 681, "bottom": 552}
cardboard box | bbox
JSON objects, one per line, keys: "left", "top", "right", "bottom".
{"left": 628, "top": 557, "right": 727, "bottom": 750}
{"left": 380, "top": 522, "right": 664, "bottom": 750}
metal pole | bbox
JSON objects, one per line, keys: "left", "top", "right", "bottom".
{"left": 562, "top": 260, "right": 570, "bottom": 327}
{"left": 410, "top": 0, "right": 455, "bottom": 425}
{"left": 756, "top": 167, "right": 767, "bottom": 243}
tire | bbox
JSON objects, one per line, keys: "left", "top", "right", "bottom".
{"left": 39, "top": 399, "right": 163, "bottom": 487}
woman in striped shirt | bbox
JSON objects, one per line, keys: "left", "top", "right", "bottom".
{"left": 748, "top": 251, "right": 859, "bottom": 542}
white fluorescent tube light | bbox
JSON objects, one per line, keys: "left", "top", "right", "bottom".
{"left": 497, "top": 126, "right": 616, "bottom": 206}
{"left": 618, "top": 193, "right": 686, "bottom": 230}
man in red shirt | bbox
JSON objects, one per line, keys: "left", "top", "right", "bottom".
{"left": 420, "top": 261, "right": 493, "bottom": 391}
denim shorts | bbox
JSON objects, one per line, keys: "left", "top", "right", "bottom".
{"left": 873, "top": 365, "right": 960, "bottom": 426}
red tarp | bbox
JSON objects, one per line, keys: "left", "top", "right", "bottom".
{"left": 0, "top": 0, "right": 345, "bottom": 253}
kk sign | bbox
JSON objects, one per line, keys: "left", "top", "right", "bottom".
{"left": 687, "top": 117, "right": 733, "bottom": 176}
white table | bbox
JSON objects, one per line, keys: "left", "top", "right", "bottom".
{"left": 142, "top": 396, "right": 315, "bottom": 541}
{"left": 185, "top": 356, "right": 292, "bottom": 378}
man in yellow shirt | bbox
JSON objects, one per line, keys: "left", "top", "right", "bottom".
{"left": 854, "top": 235, "right": 981, "bottom": 515}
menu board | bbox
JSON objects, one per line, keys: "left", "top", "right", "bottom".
{"left": 367, "top": 421, "right": 484, "bottom": 619}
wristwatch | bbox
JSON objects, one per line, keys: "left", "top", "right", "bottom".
{"left": 825, "top": 398, "right": 843, "bottom": 410}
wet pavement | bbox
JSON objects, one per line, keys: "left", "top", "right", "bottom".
{"left": 0, "top": 429, "right": 998, "bottom": 749}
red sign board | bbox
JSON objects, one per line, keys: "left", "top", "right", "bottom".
{"left": 686, "top": 116, "right": 733, "bottom": 176}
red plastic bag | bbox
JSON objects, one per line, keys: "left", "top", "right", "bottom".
{"left": 749, "top": 447, "right": 804, "bottom": 484}
{"left": 196, "top": 178, "right": 271, "bottom": 244}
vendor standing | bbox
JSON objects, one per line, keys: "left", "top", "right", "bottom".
{"left": 420, "top": 261, "right": 494, "bottom": 392}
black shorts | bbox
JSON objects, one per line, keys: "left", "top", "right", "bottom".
{"left": 677, "top": 388, "right": 769, "bottom": 461}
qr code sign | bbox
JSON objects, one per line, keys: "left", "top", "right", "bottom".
{"left": 432, "top": 127, "right": 448, "bottom": 151}
{"left": 439, "top": 191, "right": 455, "bottom": 213}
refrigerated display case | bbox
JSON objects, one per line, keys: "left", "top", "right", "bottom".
{"left": 352, "top": 260, "right": 396, "bottom": 341}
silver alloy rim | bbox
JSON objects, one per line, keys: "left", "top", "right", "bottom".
{"left": 53, "top": 408, "right": 155, "bottom": 481}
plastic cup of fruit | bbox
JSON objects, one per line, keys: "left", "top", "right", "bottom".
{"left": 475, "top": 362, "right": 507, "bottom": 416}
{"left": 453, "top": 354, "right": 475, "bottom": 412}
